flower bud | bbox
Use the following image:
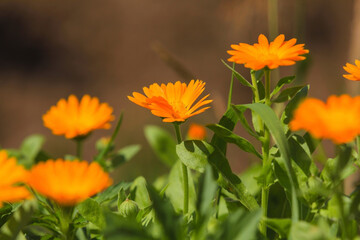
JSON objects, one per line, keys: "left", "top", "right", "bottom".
{"left": 96, "top": 137, "right": 113, "bottom": 152}
{"left": 118, "top": 199, "right": 139, "bottom": 219}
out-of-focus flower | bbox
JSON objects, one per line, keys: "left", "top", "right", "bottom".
{"left": 128, "top": 80, "right": 212, "bottom": 123}
{"left": 43, "top": 95, "right": 114, "bottom": 139}
{"left": 343, "top": 59, "right": 360, "bottom": 81}
{"left": 187, "top": 123, "right": 207, "bottom": 140}
{"left": 290, "top": 95, "right": 360, "bottom": 144}
{"left": 0, "top": 150, "right": 31, "bottom": 207}
{"left": 227, "top": 34, "right": 309, "bottom": 70}
{"left": 28, "top": 159, "right": 112, "bottom": 206}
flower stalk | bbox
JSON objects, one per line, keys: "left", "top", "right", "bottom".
{"left": 76, "top": 138, "right": 84, "bottom": 160}
{"left": 251, "top": 70, "right": 271, "bottom": 237}
{"left": 174, "top": 123, "right": 189, "bottom": 215}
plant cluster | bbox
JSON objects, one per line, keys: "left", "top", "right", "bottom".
{"left": 1, "top": 34, "right": 360, "bottom": 240}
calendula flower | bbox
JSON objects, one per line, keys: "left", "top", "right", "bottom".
{"left": 28, "top": 159, "right": 112, "bottom": 206}
{"left": 43, "top": 95, "right": 114, "bottom": 139}
{"left": 343, "top": 59, "right": 360, "bottom": 81}
{"left": 128, "top": 80, "right": 212, "bottom": 122}
{"left": 0, "top": 150, "right": 31, "bottom": 207}
{"left": 187, "top": 123, "right": 207, "bottom": 140}
{"left": 228, "top": 34, "right": 309, "bottom": 70}
{"left": 290, "top": 95, "right": 360, "bottom": 144}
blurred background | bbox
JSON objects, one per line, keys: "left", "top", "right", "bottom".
{"left": 0, "top": 0, "right": 359, "bottom": 181}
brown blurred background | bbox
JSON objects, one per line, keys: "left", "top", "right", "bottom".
{"left": 0, "top": 0, "right": 359, "bottom": 180}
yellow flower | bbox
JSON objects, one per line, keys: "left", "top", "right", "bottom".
{"left": 0, "top": 150, "right": 31, "bottom": 207}
{"left": 28, "top": 159, "right": 112, "bottom": 206}
{"left": 290, "top": 95, "right": 360, "bottom": 144}
{"left": 128, "top": 80, "right": 212, "bottom": 122}
{"left": 343, "top": 59, "right": 360, "bottom": 81}
{"left": 187, "top": 123, "right": 207, "bottom": 140}
{"left": 227, "top": 34, "right": 309, "bottom": 70}
{"left": 43, "top": 95, "right": 114, "bottom": 139}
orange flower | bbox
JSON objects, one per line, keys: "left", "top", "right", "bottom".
{"left": 28, "top": 159, "right": 112, "bottom": 206}
{"left": 343, "top": 59, "right": 360, "bottom": 81}
{"left": 0, "top": 150, "right": 31, "bottom": 207}
{"left": 187, "top": 123, "right": 207, "bottom": 140}
{"left": 290, "top": 95, "right": 360, "bottom": 144}
{"left": 43, "top": 95, "right": 114, "bottom": 139}
{"left": 227, "top": 34, "right": 309, "bottom": 70}
{"left": 128, "top": 80, "right": 212, "bottom": 122}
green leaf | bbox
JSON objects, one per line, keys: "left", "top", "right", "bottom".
{"left": 104, "top": 211, "right": 156, "bottom": 240}
{"left": 192, "top": 165, "right": 218, "bottom": 240}
{"left": 272, "top": 86, "right": 304, "bottom": 103}
{"left": 107, "top": 144, "right": 141, "bottom": 170}
{"left": 147, "top": 186, "right": 184, "bottom": 240}
{"left": 207, "top": 124, "right": 261, "bottom": 159}
{"left": 230, "top": 105, "right": 258, "bottom": 139}
{"left": 144, "top": 125, "right": 178, "bottom": 167}
{"left": 211, "top": 108, "right": 239, "bottom": 154}
{"left": 176, "top": 141, "right": 210, "bottom": 172}
{"left": 0, "top": 204, "right": 14, "bottom": 228}
{"left": 321, "top": 145, "right": 356, "bottom": 188}
{"left": 214, "top": 208, "right": 261, "bottom": 240}
{"left": 130, "top": 177, "right": 152, "bottom": 209}
{"left": 270, "top": 76, "right": 296, "bottom": 98}
{"left": 289, "top": 221, "right": 335, "bottom": 240}
{"left": 221, "top": 59, "right": 254, "bottom": 89}
{"left": 239, "top": 164, "right": 262, "bottom": 196}
{"left": 282, "top": 85, "right": 309, "bottom": 125}
{"left": 77, "top": 198, "right": 105, "bottom": 229}
{"left": 264, "top": 218, "right": 291, "bottom": 238}
{"left": 236, "top": 103, "right": 299, "bottom": 222}
{"left": 288, "top": 135, "right": 313, "bottom": 176}
{"left": 180, "top": 140, "right": 259, "bottom": 211}
{"left": 19, "top": 135, "right": 45, "bottom": 168}
{"left": 95, "top": 181, "right": 132, "bottom": 203}
{"left": 165, "top": 160, "right": 196, "bottom": 213}
{"left": 0, "top": 201, "right": 35, "bottom": 240}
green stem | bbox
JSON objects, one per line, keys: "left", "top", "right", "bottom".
{"left": 250, "top": 70, "right": 260, "bottom": 103}
{"left": 174, "top": 123, "right": 189, "bottom": 215}
{"left": 95, "top": 113, "right": 123, "bottom": 163}
{"left": 251, "top": 70, "right": 271, "bottom": 237}
{"left": 264, "top": 69, "right": 271, "bottom": 106}
{"left": 76, "top": 139, "right": 84, "bottom": 160}
{"left": 57, "top": 205, "right": 75, "bottom": 240}
{"left": 357, "top": 136, "right": 360, "bottom": 163}
{"left": 215, "top": 187, "right": 222, "bottom": 219}
{"left": 227, "top": 63, "right": 236, "bottom": 110}
{"left": 336, "top": 190, "right": 350, "bottom": 240}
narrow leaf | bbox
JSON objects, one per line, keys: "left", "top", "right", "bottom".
{"left": 272, "top": 86, "right": 304, "bottom": 103}
{"left": 270, "top": 76, "right": 296, "bottom": 97}
{"left": 221, "top": 59, "right": 254, "bottom": 89}
{"left": 207, "top": 124, "right": 261, "bottom": 159}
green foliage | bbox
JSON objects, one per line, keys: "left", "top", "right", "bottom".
{"left": 145, "top": 125, "right": 178, "bottom": 167}
{"left": 206, "top": 124, "right": 261, "bottom": 159}
{"left": 165, "top": 161, "right": 196, "bottom": 213}
{"left": 3, "top": 37, "right": 360, "bottom": 240}
{"left": 77, "top": 199, "right": 105, "bottom": 229}
{"left": 0, "top": 201, "right": 35, "bottom": 240}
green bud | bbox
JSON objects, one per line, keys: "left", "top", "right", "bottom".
{"left": 96, "top": 137, "right": 113, "bottom": 152}
{"left": 118, "top": 199, "right": 139, "bottom": 219}
{"left": 207, "top": 217, "right": 220, "bottom": 234}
